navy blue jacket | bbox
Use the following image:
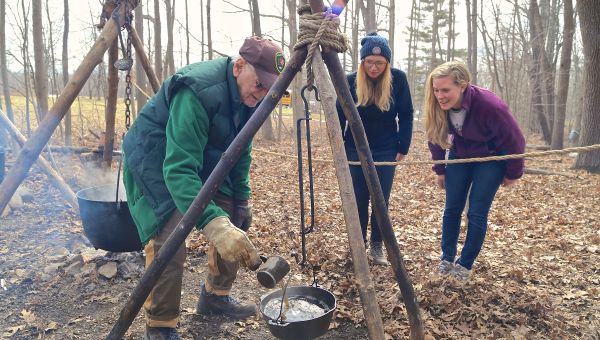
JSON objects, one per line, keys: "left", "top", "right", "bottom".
{"left": 336, "top": 68, "right": 413, "bottom": 155}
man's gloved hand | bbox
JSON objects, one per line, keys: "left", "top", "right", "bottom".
{"left": 202, "top": 216, "right": 261, "bottom": 270}
{"left": 231, "top": 200, "right": 252, "bottom": 231}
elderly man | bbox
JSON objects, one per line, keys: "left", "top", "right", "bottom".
{"left": 122, "top": 36, "right": 285, "bottom": 340}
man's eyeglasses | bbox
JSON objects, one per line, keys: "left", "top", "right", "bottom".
{"left": 364, "top": 60, "right": 387, "bottom": 68}
{"left": 255, "top": 80, "right": 265, "bottom": 91}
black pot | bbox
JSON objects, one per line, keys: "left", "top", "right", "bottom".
{"left": 76, "top": 185, "right": 143, "bottom": 252}
{"left": 260, "top": 285, "right": 336, "bottom": 340}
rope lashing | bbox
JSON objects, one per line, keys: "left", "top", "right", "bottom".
{"left": 294, "top": 4, "right": 348, "bottom": 89}
{"left": 252, "top": 144, "right": 600, "bottom": 166}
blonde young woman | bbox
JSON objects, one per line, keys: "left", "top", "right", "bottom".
{"left": 424, "top": 61, "right": 525, "bottom": 281}
{"left": 336, "top": 33, "right": 414, "bottom": 265}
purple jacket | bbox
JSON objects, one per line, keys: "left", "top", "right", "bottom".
{"left": 428, "top": 85, "right": 525, "bottom": 180}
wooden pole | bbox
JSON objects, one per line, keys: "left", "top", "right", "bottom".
{"left": 106, "top": 45, "right": 308, "bottom": 340}
{"left": 103, "top": 39, "right": 119, "bottom": 167}
{"left": 130, "top": 26, "right": 160, "bottom": 93}
{"left": 312, "top": 50, "right": 386, "bottom": 340}
{"left": 0, "top": 8, "right": 124, "bottom": 215}
{"left": 306, "top": 1, "right": 424, "bottom": 339}
{"left": 0, "top": 109, "right": 79, "bottom": 211}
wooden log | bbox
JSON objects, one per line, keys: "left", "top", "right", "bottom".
{"left": 525, "top": 167, "right": 572, "bottom": 177}
{"left": 312, "top": 50, "right": 386, "bottom": 339}
{"left": 106, "top": 36, "right": 307, "bottom": 340}
{"left": 130, "top": 26, "right": 160, "bottom": 94}
{"left": 0, "top": 109, "right": 79, "bottom": 211}
{"left": 309, "top": 2, "right": 424, "bottom": 339}
{"left": 103, "top": 39, "right": 119, "bottom": 168}
{"left": 0, "top": 6, "right": 124, "bottom": 214}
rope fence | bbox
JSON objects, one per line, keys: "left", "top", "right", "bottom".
{"left": 252, "top": 144, "right": 600, "bottom": 166}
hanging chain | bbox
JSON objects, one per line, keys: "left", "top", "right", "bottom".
{"left": 123, "top": 8, "right": 133, "bottom": 131}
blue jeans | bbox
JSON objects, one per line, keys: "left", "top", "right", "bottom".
{"left": 347, "top": 148, "right": 397, "bottom": 244}
{"left": 441, "top": 152, "right": 506, "bottom": 270}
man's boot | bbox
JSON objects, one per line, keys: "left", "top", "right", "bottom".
{"left": 196, "top": 284, "right": 257, "bottom": 319}
{"left": 144, "top": 325, "right": 180, "bottom": 340}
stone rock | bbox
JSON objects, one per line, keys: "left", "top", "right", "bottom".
{"left": 98, "top": 262, "right": 118, "bottom": 279}
{"left": 78, "top": 263, "right": 97, "bottom": 278}
{"left": 8, "top": 192, "right": 23, "bottom": 210}
{"left": 46, "top": 247, "right": 70, "bottom": 263}
{"left": 18, "top": 187, "right": 34, "bottom": 203}
{"left": 1, "top": 205, "right": 9, "bottom": 218}
{"left": 44, "top": 263, "right": 61, "bottom": 274}
{"left": 65, "top": 260, "right": 84, "bottom": 276}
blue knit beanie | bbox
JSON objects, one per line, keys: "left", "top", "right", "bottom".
{"left": 360, "top": 33, "right": 391, "bottom": 62}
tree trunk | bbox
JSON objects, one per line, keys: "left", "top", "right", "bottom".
{"left": 0, "top": 0, "right": 14, "bottom": 125}
{"left": 551, "top": 0, "right": 574, "bottom": 150}
{"left": 351, "top": 0, "right": 359, "bottom": 71}
{"left": 153, "top": 0, "right": 163, "bottom": 81}
{"left": 104, "top": 40, "right": 118, "bottom": 168}
{"left": 32, "top": 0, "right": 49, "bottom": 120}
{"left": 63, "top": 0, "right": 72, "bottom": 146}
{"left": 388, "top": 0, "right": 395, "bottom": 63}
{"left": 447, "top": 0, "right": 455, "bottom": 61}
{"left": 206, "top": 0, "right": 213, "bottom": 60}
{"left": 248, "top": 0, "right": 274, "bottom": 140}
{"left": 574, "top": 0, "right": 600, "bottom": 172}
{"left": 200, "top": 0, "right": 205, "bottom": 61}
{"left": 430, "top": 0, "right": 439, "bottom": 68}
{"left": 164, "top": 0, "right": 175, "bottom": 78}
{"left": 528, "top": 0, "right": 552, "bottom": 143}
{"left": 184, "top": 0, "right": 190, "bottom": 65}
{"left": 471, "top": 0, "right": 478, "bottom": 84}
{"left": 362, "top": 0, "right": 376, "bottom": 33}
{"left": 134, "top": 3, "right": 148, "bottom": 113}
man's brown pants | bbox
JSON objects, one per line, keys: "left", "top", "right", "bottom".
{"left": 143, "top": 193, "right": 242, "bottom": 328}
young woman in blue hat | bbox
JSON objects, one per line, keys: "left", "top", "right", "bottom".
{"left": 336, "top": 33, "right": 414, "bottom": 265}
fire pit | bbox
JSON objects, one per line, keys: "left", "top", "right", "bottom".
{"left": 260, "top": 285, "right": 336, "bottom": 340}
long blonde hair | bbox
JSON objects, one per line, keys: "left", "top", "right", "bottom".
{"left": 424, "top": 61, "right": 471, "bottom": 149}
{"left": 355, "top": 62, "right": 393, "bottom": 112}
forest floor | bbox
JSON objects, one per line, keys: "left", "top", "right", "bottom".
{"left": 0, "top": 120, "right": 599, "bottom": 339}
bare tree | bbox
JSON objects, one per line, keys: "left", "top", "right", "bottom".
{"left": 134, "top": 2, "right": 148, "bottom": 113}
{"left": 351, "top": 0, "right": 360, "bottom": 70}
{"left": 163, "top": 0, "right": 175, "bottom": 78}
{"left": 466, "top": 0, "right": 478, "bottom": 83}
{"left": 574, "top": 0, "right": 600, "bottom": 171}
{"left": 153, "top": 0, "right": 163, "bottom": 81}
{"left": 185, "top": 0, "right": 189, "bottom": 65}
{"left": 207, "top": 0, "right": 213, "bottom": 60}
{"left": 362, "top": 0, "right": 376, "bottom": 33}
{"left": 388, "top": 0, "right": 395, "bottom": 63}
{"left": 0, "top": 0, "right": 14, "bottom": 124}
{"left": 62, "top": 0, "right": 72, "bottom": 145}
{"left": 551, "top": 0, "right": 574, "bottom": 149}
{"left": 32, "top": 0, "right": 48, "bottom": 120}
{"left": 200, "top": 0, "right": 205, "bottom": 61}
{"left": 249, "top": 0, "right": 261, "bottom": 36}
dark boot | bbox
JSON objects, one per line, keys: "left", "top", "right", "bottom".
{"left": 144, "top": 325, "right": 180, "bottom": 340}
{"left": 196, "top": 284, "right": 257, "bottom": 319}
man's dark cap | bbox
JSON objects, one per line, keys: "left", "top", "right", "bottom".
{"left": 239, "top": 36, "right": 286, "bottom": 90}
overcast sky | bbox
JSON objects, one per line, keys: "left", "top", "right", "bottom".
{"left": 2, "top": 0, "right": 479, "bottom": 72}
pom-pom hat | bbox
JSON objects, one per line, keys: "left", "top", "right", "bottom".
{"left": 360, "top": 32, "right": 391, "bottom": 62}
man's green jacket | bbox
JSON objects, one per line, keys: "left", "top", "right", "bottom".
{"left": 122, "top": 57, "right": 253, "bottom": 244}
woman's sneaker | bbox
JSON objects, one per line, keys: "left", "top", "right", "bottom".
{"left": 370, "top": 242, "right": 389, "bottom": 266}
{"left": 438, "top": 260, "right": 454, "bottom": 276}
{"left": 451, "top": 263, "right": 471, "bottom": 281}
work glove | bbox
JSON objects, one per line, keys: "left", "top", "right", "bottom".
{"left": 231, "top": 200, "right": 252, "bottom": 231}
{"left": 202, "top": 216, "right": 261, "bottom": 270}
